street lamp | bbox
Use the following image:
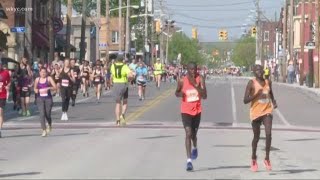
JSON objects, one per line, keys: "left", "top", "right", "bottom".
{"left": 109, "top": 5, "right": 139, "bottom": 13}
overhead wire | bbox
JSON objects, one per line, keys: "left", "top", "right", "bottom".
{"left": 166, "top": 1, "right": 253, "bottom": 7}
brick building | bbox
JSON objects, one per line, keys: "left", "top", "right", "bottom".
{"left": 98, "top": 17, "right": 125, "bottom": 59}
{"left": 260, "top": 21, "right": 278, "bottom": 64}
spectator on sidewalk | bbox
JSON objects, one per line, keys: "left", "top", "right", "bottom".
{"left": 287, "top": 63, "right": 295, "bottom": 84}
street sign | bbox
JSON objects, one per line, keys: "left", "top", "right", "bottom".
{"left": 305, "top": 41, "right": 316, "bottom": 49}
{"left": 10, "top": 27, "right": 26, "bottom": 33}
{"left": 314, "top": 56, "right": 319, "bottom": 62}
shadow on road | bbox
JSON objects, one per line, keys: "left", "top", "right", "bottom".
{"left": 269, "top": 169, "right": 317, "bottom": 175}
{"left": 3, "top": 132, "right": 88, "bottom": 138}
{"left": 213, "top": 145, "right": 247, "bottom": 148}
{"left": 0, "top": 172, "right": 41, "bottom": 178}
{"left": 285, "top": 138, "right": 318, "bottom": 142}
{"left": 193, "top": 165, "right": 250, "bottom": 172}
{"left": 138, "top": 135, "right": 177, "bottom": 140}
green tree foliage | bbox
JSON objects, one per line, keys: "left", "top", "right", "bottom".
{"left": 231, "top": 36, "right": 256, "bottom": 68}
{"left": 168, "top": 33, "right": 205, "bottom": 65}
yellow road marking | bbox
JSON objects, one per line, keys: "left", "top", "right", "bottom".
{"left": 126, "top": 87, "right": 175, "bottom": 123}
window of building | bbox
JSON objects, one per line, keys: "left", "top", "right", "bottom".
{"left": 112, "top": 31, "right": 119, "bottom": 44}
{"left": 264, "top": 31, "right": 269, "bottom": 41}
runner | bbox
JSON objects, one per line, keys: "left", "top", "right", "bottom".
{"left": 60, "top": 59, "right": 75, "bottom": 121}
{"left": 135, "top": 61, "right": 148, "bottom": 101}
{"left": 104, "top": 60, "right": 113, "bottom": 90}
{"left": 243, "top": 64, "right": 278, "bottom": 172}
{"left": 17, "top": 57, "right": 33, "bottom": 116}
{"left": 51, "top": 63, "right": 61, "bottom": 96}
{"left": 129, "top": 59, "right": 137, "bottom": 89}
{"left": 34, "top": 67, "right": 57, "bottom": 137}
{"left": 110, "top": 55, "right": 133, "bottom": 126}
{"left": 175, "top": 62, "right": 207, "bottom": 171}
{"left": 0, "top": 60, "right": 11, "bottom": 138}
{"left": 33, "top": 61, "right": 44, "bottom": 105}
{"left": 70, "top": 59, "right": 81, "bottom": 106}
{"left": 80, "top": 60, "right": 91, "bottom": 97}
{"left": 154, "top": 58, "right": 163, "bottom": 89}
{"left": 92, "top": 60, "right": 104, "bottom": 103}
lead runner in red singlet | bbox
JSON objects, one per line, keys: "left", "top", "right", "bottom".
{"left": 175, "top": 62, "right": 207, "bottom": 171}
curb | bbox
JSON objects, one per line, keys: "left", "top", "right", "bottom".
{"left": 210, "top": 76, "right": 320, "bottom": 98}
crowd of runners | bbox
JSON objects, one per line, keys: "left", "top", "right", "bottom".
{"left": 0, "top": 54, "right": 277, "bottom": 173}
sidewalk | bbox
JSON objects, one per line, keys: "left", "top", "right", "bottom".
{"left": 211, "top": 76, "right": 320, "bottom": 98}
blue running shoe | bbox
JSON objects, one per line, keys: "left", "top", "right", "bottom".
{"left": 191, "top": 148, "right": 198, "bottom": 160}
{"left": 186, "top": 162, "right": 193, "bottom": 171}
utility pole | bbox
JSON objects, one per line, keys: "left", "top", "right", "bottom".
{"left": 282, "top": 0, "right": 288, "bottom": 82}
{"left": 165, "top": 21, "right": 170, "bottom": 65}
{"left": 150, "top": 0, "right": 155, "bottom": 66}
{"left": 119, "top": 0, "right": 123, "bottom": 53}
{"left": 255, "top": 0, "right": 260, "bottom": 64}
{"left": 125, "top": 0, "right": 131, "bottom": 57}
{"left": 48, "top": 0, "right": 55, "bottom": 62}
{"left": 96, "top": 0, "right": 101, "bottom": 61}
{"left": 300, "top": 0, "right": 305, "bottom": 86}
{"left": 66, "top": 0, "right": 72, "bottom": 58}
{"left": 80, "top": 0, "right": 87, "bottom": 62}
{"left": 106, "top": 0, "right": 110, "bottom": 62}
{"left": 159, "top": 0, "right": 164, "bottom": 63}
{"left": 144, "top": 0, "right": 149, "bottom": 64}
{"left": 289, "top": 0, "right": 294, "bottom": 69}
{"left": 317, "top": 0, "right": 320, "bottom": 88}
{"left": 308, "top": 0, "right": 314, "bottom": 87}
{"left": 25, "top": 0, "right": 32, "bottom": 61}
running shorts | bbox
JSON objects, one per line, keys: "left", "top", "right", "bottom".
{"left": 181, "top": 113, "right": 201, "bottom": 129}
{"left": 112, "top": 83, "right": 129, "bottom": 102}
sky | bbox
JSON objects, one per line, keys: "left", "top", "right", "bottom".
{"left": 162, "top": 0, "right": 284, "bottom": 42}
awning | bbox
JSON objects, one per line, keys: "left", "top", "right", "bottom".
{"left": 55, "top": 36, "right": 76, "bottom": 52}
{"left": 32, "top": 31, "right": 49, "bottom": 48}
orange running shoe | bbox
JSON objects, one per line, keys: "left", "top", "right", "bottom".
{"left": 251, "top": 159, "right": 258, "bottom": 172}
{"left": 264, "top": 159, "right": 272, "bottom": 171}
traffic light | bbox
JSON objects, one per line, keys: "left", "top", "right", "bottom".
{"left": 223, "top": 30, "right": 228, "bottom": 40}
{"left": 192, "top": 27, "right": 198, "bottom": 39}
{"left": 251, "top": 26, "right": 257, "bottom": 37}
{"left": 219, "top": 30, "right": 224, "bottom": 40}
{"left": 219, "top": 30, "right": 228, "bottom": 40}
{"left": 156, "top": 20, "right": 161, "bottom": 33}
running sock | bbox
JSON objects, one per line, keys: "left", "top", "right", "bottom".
{"left": 187, "top": 158, "right": 192, "bottom": 163}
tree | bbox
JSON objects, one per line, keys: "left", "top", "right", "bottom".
{"left": 231, "top": 36, "right": 256, "bottom": 68}
{"left": 168, "top": 33, "right": 205, "bottom": 65}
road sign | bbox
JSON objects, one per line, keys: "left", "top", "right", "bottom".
{"left": 10, "top": 27, "right": 26, "bottom": 33}
{"left": 53, "top": 17, "right": 63, "bottom": 33}
{"left": 305, "top": 41, "right": 316, "bottom": 49}
{"left": 314, "top": 56, "right": 319, "bottom": 62}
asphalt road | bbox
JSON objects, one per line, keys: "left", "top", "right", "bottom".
{"left": 1, "top": 77, "right": 320, "bottom": 179}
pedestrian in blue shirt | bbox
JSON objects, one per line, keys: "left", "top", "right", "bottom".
{"left": 136, "top": 62, "right": 148, "bottom": 101}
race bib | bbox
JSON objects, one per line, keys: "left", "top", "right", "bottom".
{"left": 95, "top": 78, "right": 100, "bottom": 82}
{"left": 137, "top": 76, "right": 145, "bottom": 82}
{"left": 22, "top": 87, "right": 29, "bottom": 92}
{"left": 186, "top": 89, "right": 199, "bottom": 102}
{"left": 61, "top": 79, "right": 69, "bottom": 87}
{"left": 83, "top": 72, "right": 87, "bottom": 76}
{"left": 39, "top": 88, "right": 48, "bottom": 97}
{"left": 258, "top": 90, "right": 270, "bottom": 104}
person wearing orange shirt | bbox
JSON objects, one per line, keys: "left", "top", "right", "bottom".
{"left": 243, "top": 64, "right": 278, "bottom": 172}
{"left": 175, "top": 62, "right": 207, "bottom": 171}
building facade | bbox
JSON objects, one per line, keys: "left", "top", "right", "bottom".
{"left": 60, "top": 15, "right": 92, "bottom": 61}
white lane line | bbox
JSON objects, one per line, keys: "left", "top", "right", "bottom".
{"left": 274, "top": 108, "right": 292, "bottom": 127}
{"left": 14, "top": 90, "right": 112, "bottom": 121}
{"left": 231, "top": 82, "right": 238, "bottom": 126}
